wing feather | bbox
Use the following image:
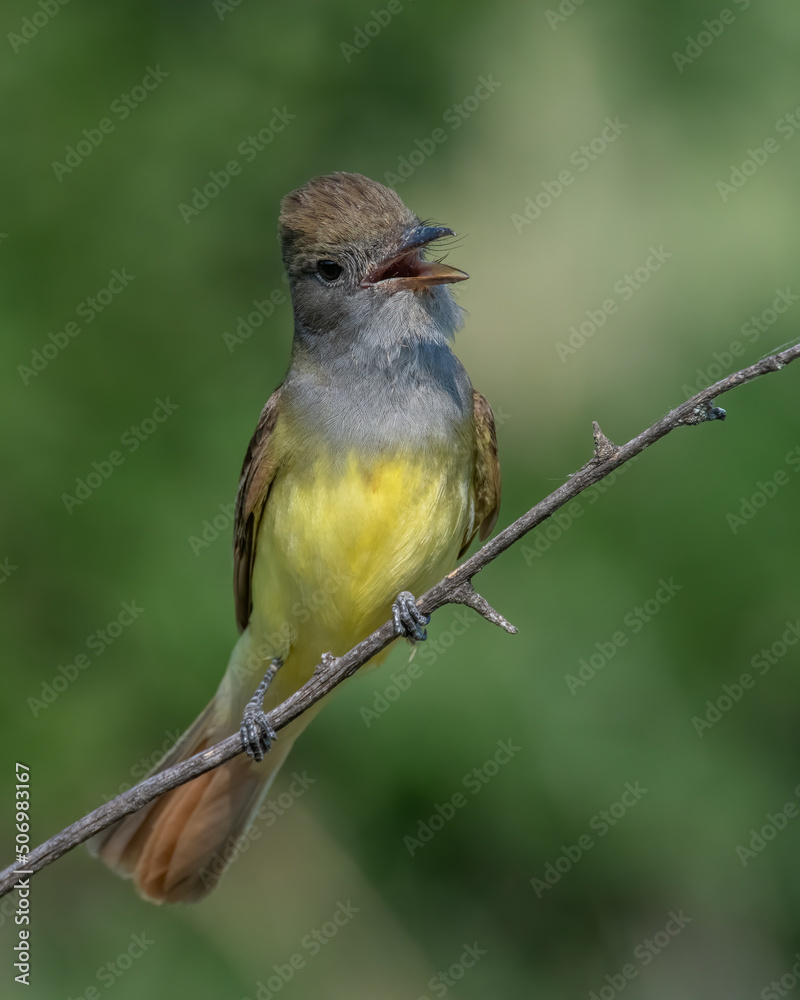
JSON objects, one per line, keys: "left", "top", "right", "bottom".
{"left": 460, "top": 390, "right": 501, "bottom": 557}
{"left": 233, "top": 388, "right": 282, "bottom": 632}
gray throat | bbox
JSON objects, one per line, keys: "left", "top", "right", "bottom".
{"left": 283, "top": 303, "right": 474, "bottom": 453}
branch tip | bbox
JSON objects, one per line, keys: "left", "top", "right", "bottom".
{"left": 452, "top": 581, "right": 518, "bottom": 634}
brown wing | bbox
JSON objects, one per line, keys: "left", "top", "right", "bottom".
{"left": 459, "top": 390, "right": 501, "bottom": 557}
{"left": 233, "top": 388, "right": 282, "bottom": 632}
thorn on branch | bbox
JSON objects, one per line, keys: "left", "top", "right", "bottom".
{"left": 680, "top": 400, "right": 727, "bottom": 426}
{"left": 451, "top": 581, "right": 518, "bottom": 634}
{"left": 592, "top": 421, "right": 618, "bottom": 461}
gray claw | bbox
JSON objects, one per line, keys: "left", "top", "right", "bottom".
{"left": 392, "top": 591, "right": 431, "bottom": 642}
{"left": 240, "top": 708, "right": 276, "bottom": 763}
{"left": 239, "top": 657, "right": 282, "bottom": 762}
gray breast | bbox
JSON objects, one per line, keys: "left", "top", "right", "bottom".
{"left": 285, "top": 339, "right": 474, "bottom": 453}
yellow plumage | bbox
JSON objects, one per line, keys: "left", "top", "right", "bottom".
{"left": 251, "top": 448, "right": 472, "bottom": 680}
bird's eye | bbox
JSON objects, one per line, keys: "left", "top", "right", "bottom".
{"left": 316, "top": 260, "right": 343, "bottom": 282}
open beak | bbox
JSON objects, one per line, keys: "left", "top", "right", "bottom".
{"left": 363, "top": 224, "right": 468, "bottom": 292}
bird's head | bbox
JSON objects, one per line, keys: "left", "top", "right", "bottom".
{"left": 279, "top": 172, "right": 467, "bottom": 344}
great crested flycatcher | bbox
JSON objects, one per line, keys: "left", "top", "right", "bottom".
{"left": 90, "top": 172, "right": 501, "bottom": 903}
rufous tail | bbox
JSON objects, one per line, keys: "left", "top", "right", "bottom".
{"left": 88, "top": 660, "right": 306, "bottom": 904}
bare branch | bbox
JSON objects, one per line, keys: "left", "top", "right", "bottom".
{"left": 449, "top": 579, "right": 518, "bottom": 634}
{"left": 2, "top": 341, "right": 798, "bottom": 898}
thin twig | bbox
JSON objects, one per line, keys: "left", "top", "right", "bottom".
{"left": 2, "top": 342, "right": 798, "bottom": 898}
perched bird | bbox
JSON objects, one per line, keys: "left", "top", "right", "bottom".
{"left": 89, "top": 172, "right": 500, "bottom": 903}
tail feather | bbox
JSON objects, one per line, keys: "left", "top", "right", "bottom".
{"left": 134, "top": 761, "right": 260, "bottom": 903}
{"left": 89, "top": 697, "right": 300, "bottom": 904}
{"left": 88, "top": 699, "right": 218, "bottom": 875}
{"left": 90, "top": 626, "right": 336, "bottom": 903}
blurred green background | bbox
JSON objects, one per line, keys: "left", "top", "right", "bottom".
{"left": 3, "top": 1, "right": 800, "bottom": 997}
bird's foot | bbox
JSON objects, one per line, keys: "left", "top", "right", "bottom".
{"left": 240, "top": 657, "right": 282, "bottom": 762}
{"left": 392, "top": 591, "right": 430, "bottom": 642}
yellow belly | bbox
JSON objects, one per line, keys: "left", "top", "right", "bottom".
{"left": 248, "top": 448, "right": 471, "bottom": 685}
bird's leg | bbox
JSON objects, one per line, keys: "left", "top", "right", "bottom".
{"left": 240, "top": 657, "right": 283, "bottom": 762}
{"left": 392, "top": 591, "right": 431, "bottom": 642}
